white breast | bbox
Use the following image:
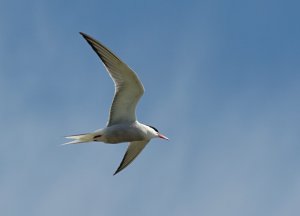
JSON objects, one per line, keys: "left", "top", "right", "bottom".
{"left": 102, "top": 122, "right": 147, "bottom": 144}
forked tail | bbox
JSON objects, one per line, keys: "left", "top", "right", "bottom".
{"left": 63, "top": 133, "right": 94, "bottom": 145}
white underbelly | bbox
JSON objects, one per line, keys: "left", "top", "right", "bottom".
{"left": 103, "top": 124, "right": 146, "bottom": 144}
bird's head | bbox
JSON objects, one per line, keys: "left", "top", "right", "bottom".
{"left": 146, "top": 125, "right": 169, "bottom": 140}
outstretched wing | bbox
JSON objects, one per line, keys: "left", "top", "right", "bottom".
{"left": 80, "top": 32, "right": 145, "bottom": 126}
{"left": 114, "top": 140, "right": 150, "bottom": 175}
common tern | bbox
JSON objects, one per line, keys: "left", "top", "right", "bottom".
{"left": 65, "top": 32, "right": 168, "bottom": 175}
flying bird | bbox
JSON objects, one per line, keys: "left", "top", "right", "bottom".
{"left": 65, "top": 32, "right": 169, "bottom": 175}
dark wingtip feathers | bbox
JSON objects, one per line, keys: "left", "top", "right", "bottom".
{"left": 79, "top": 32, "right": 89, "bottom": 39}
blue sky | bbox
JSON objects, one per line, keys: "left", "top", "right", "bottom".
{"left": 1, "top": 0, "right": 300, "bottom": 215}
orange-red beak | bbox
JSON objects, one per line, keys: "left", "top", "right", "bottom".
{"left": 158, "top": 133, "right": 169, "bottom": 140}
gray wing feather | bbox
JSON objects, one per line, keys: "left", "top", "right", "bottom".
{"left": 114, "top": 140, "right": 150, "bottom": 175}
{"left": 80, "top": 32, "right": 144, "bottom": 126}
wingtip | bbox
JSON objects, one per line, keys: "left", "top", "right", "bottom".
{"left": 80, "top": 32, "right": 92, "bottom": 39}
{"left": 79, "top": 32, "right": 94, "bottom": 43}
{"left": 79, "top": 32, "right": 86, "bottom": 37}
{"left": 113, "top": 169, "right": 120, "bottom": 176}
{"left": 113, "top": 160, "right": 126, "bottom": 176}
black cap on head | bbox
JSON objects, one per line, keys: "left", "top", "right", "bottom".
{"left": 146, "top": 125, "right": 159, "bottom": 133}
